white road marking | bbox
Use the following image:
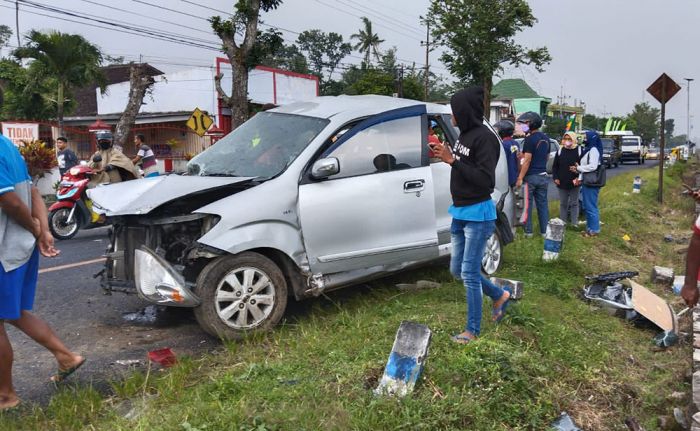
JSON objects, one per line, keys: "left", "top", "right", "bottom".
{"left": 39, "top": 258, "right": 106, "bottom": 274}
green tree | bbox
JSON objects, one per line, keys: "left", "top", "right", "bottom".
{"left": 0, "top": 59, "right": 55, "bottom": 121}
{"left": 258, "top": 41, "right": 310, "bottom": 74}
{"left": 664, "top": 118, "right": 674, "bottom": 142}
{"left": 429, "top": 0, "right": 551, "bottom": 113}
{"left": 351, "top": 17, "right": 384, "bottom": 66}
{"left": 625, "top": 102, "right": 660, "bottom": 144}
{"left": 582, "top": 113, "right": 604, "bottom": 131}
{"left": 0, "top": 25, "right": 11, "bottom": 48}
{"left": 297, "top": 30, "right": 351, "bottom": 93}
{"left": 13, "top": 30, "right": 104, "bottom": 134}
{"left": 544, "top": 116, "right": 567, "bottom": 138}
{"left": 210, "top": 0, "right": 283, "bottom": 129}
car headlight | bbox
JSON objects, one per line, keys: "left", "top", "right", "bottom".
{"left": 134, "top": 247, "right": 200, "bottom": 307}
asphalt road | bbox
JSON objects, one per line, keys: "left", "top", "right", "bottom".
{"left": 9, "top": 227, "right": 216, "bottom": 406}
{"left": 547, "top": 159, "right": 659, "bottom": 201}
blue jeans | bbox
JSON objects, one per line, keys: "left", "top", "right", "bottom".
{"left": 581, "top": 185, "right": 600, "bottom": 233}
{"left": 449, "top": 218, "right": 505, "bottom": 336}
{"left": 524, "top": 174, "right": 549, "bottom": 235}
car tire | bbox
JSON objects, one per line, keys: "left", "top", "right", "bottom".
{"left": 481, "top": 231, "right": 502, "bottom": 275}
{"left": 194, "top": 252, "right": 288, "bottom": 340}
{"left": 637, "top": 157, "right": 642, "bottom": 165}
{"left": 48, "top": 207, "right": 81, "bottom": 240}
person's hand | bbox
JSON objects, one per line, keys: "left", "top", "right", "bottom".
{"left": 37, "top": 230, "right": 60, "bottom": 258}
{"left": 573, "top": 178, "right": 582, "bottom": 187}
{"left": 692, "top": 190, "right": 700, "bottom": 203}
{"left": 431, "top": 142, "right": 455, "bottom": 165}
{"left": 569, "top": 163, "right": 579, "bottom": 173}
{"left": 681, "top": 280, "right": 699, "bottom": 307}
{"left": 515, "top": 178, "right": 523, "bottom": 188}
{"left": 554, "top": 179, "right": 560, "bottom": 186}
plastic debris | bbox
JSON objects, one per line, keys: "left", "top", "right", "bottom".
{"left": 147, "top": 348, "right": 177, "bottom": 367}
{"left": 375, "top": 321, "right": 431, "bottom": 397}
{"left": 122, "top": 305, "right": 171, "bottom": 326}
{"left": 651, "top": 266, "right": 674, "bottom": 284}
{"left": 551, "top": 411, "right": 583, "bottom": 430}
{"left": 114, "top": 359, "right": 141, "bottom": 366}
{"left": 654, "top": 330, "right": 679, "bottom": 347}
{"left": 543, "top": 218, "right": 565, "bottom": 261}
{"left": 622, "top": 234, "right": 631, "bottom": 242}
{"left": 490, "top": 277, "right": 524, "bottom": 300}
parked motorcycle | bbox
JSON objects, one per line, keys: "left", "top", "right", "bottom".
{"left": 48, "top": 155, "right": 107, "bottom": 240}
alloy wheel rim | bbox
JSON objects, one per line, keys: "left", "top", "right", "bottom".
{"left": 215, "top": 266, "right": 276, "bottom": 329}
{"left": 52, "top": 208, "right": 78, "bottom": 238}
{"left": 482, "top": 233, "right": 500, "bottom": 275}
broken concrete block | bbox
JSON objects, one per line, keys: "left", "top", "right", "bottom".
{"left": 551, "top": 412, "right": 582, "bottom": 431}
{"left": 543, "top": 218, "right": 565, "bottom": 262}
{"left": 375, "top": 321, "right": 431, "bottom": 397}
{"left": 490, "top": 277, "right": 523, "bottom": 300}
{"left": 694, "top": 350, "right": 700, "bottom": 368}
{"left": 693, "top": 411, "right": 700, "bottom": 428}
{"left": 651, "top": 266, "right": 675, "bottom": 284}
{"left": 694, "top": 372, "right": 700, "bottom": 408}
{"left": 674, "top": 407, "right": 688, "bottom": 429}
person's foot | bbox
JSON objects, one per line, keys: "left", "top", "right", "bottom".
{"left": 450, "top": 331, "right": 477, "bottom": 345}
{"left": 0, "top": 394, "right": 20, "bottom": 410}
{"left": 524, "top": 233, "right": 533, "bottom": 238}
{"left": 581, "top": 231, "right": 599, "bottom": 238}
{"left": 492, "top": 289, "right": 511, "bottom": 322}
{"left": 51, "top": 355, "right": 85, "bottom": 383}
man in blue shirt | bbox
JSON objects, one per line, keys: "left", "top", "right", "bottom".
{"left": 0, "top": 134, "right": 84, "bottom": 410}
{"left": 515, "top": 111, "right": 550, "bottom": 237}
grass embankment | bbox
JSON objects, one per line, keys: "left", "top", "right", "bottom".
{"left": 2, "top": 162, "right": 698, "bottom": 430}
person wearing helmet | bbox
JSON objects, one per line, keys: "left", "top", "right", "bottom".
{"left": 494, "top": 120, "right": 518, "bottom": 188}
{"left": 427, "top": 119, "right": 442, "bottom": 158}
{"left": 514, "top": 111, "right": 550, "bottom": 238}
{"left": 89, "top": 132, "right": 140, "bottom": 187}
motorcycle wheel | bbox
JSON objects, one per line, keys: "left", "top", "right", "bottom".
{"left": 48, "top": 208, "right": 80, "bottom": 240}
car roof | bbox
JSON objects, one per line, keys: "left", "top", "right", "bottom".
{"left": 273, "top": 95, "right": 452, "bottom": 120}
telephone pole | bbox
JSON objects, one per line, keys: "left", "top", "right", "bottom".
{"left": 15, "top": 0, "right": 21, "bottom": 47}
{"left": 421, "top": 22, "right": 430, "bottom": 101}
{"left": 685, "top": 78, "right": 694, "bottom": 145}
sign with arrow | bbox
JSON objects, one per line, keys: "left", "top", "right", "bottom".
{"left": 186, "top": 108, "right": 214, "bottom": 137}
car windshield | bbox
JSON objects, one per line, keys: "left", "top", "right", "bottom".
{"left": 622, "top": 138, "right": 639, "bottom": 145}
{"left": 187, "top": 112, "right": 329, "bottom": 178}
{"left": 601, "top": 138, "right": 615, "bottom": 150}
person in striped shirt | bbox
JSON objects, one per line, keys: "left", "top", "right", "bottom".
{"left": 131, "top": 134, "right": 159, "bottom": 177}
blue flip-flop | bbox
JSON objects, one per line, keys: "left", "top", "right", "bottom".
{"left": 450, "top": 332, "right": 477, "bottom": 344}
{"left": 492, "top": 287, "right": 512, "bottom": 323}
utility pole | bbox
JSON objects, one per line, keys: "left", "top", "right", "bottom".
{"left": 15, "top": 0, "right": 21, "bottom": 47}
{"left": 421, "top": 21, "right": 430, "bottom": 101}
{"left": 685, "top": 78, "right": 694, "bottom": 145}
{"left": 397, "top": 64, "right": 404, "bottom": 98}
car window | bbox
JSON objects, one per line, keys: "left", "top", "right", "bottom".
{"left": 549, "top": 140, "right": 559, "bottom": 152}
{"left": 327, "top": 116, "right": 422, "bottom": 179}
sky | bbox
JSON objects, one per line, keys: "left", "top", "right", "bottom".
{"left": 0, "top": 0, "right": 698, "bottom": 140}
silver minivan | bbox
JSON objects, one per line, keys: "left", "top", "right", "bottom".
{"left": 89, "top": 96, "right": 515, "bottom": 339}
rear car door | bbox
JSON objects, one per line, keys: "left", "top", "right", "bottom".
{"left": 298, "top": 105, "right": 438, "bottom": 274}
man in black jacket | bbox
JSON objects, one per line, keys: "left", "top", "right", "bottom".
{"left": 431, "top": 87, "right": 511, "bottom": 344}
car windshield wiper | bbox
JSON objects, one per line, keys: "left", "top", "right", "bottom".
{"left": 200, "top": 172, "right": 238, "bottom": 177}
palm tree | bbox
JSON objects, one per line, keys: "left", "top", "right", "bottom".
{"left": 14, "top": 30, "right": 104, "bottom": 134}
{"left": 351, "top": 17, "right": 384, "bottom": 66}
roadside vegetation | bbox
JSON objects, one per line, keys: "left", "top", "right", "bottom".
{"left": 1, "top": 162, "right": 696, "bottom": 430}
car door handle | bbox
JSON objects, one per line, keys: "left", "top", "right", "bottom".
{"left": 403, "top": 179, "right": 425, "bottom": 192}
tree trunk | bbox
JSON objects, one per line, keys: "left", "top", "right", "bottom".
{"left": 482, "top": 76, "right": 493, "bottom": 121}
{"left": 113, "top": 63, "right": 155, "bottom": 151}
{"left": 230, "top": 59, "right": 250, "bottom": 130}
{"left": 57, "top": 81, "right": 65, "bottom": 137}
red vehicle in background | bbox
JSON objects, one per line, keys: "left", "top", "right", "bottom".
{"left": 48, "top": 159, "right": 107, "bottom": 240}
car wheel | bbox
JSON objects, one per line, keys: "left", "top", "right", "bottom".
{"left": 481, "top": 231, "right": 502, "bottom": 275}
{"left": 194, "top": 252, "right": 288, "bottom": 340}
{"left": 637, "top": 157, "right": 642, "bottom": 165}
{"left": 48, "top": 207, "right": 80, "bottom": 240}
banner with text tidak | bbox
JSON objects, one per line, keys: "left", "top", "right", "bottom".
{"left": 1, "top": 122, "right": 39, "bottom": 146}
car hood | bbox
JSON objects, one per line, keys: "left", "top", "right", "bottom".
{"left": 87, "top": 175, "right": 255, "bottom": 216}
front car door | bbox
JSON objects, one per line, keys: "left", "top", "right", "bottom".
{"left": 298, "top": 105, "right": 438, "bottom": 275}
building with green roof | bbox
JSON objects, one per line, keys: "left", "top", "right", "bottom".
{"left": 492, "top": 79, "right": 551, "bottom": 117}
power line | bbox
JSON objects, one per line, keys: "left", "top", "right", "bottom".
{"left": 4, "top": 0, "right": 220, "bottom": 51}
{"left": 75, "top": 0, "right": 215, "bottom": 36}
{"left": 178, "top": 0, "right": 302, "bottom": 36}
{"left": 343, "top": 0, "right": 418, "bottom": 31}
{"left": 335, "top": 0, "right": 417, "bottom": 35}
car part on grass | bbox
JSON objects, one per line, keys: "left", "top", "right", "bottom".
{"left": 134, "top": 247, "right": 200, "bottom": 307}
{"left": 375, "top": 321, "right": 431, "bottom": 397}
{"left": 543, "top": 218, "right": 565, "bottom": 261}
{"left": 651, "top": 266, "right": 675, "bottom": 284}
{"left": 147, "top": 348, "right": 177, "bottom": 367}
{"left": 551, "top": 412, "right": 583, "bottom": 430}
{"left": 654, "top": 330, "right": 680, "bottom": 347}
{"left": 489, "top": 277, "right": 523, "bottom": 300}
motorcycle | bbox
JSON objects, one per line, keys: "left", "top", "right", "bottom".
{"left": 48, "top": 155, "right": 107, "bottom": 240}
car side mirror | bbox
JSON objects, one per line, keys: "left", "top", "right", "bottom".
{"left": 311, "top": 157, "right": 339, "bottom": 179}
{"left": 92, "top": 154, "right": 102, "bottom": 163}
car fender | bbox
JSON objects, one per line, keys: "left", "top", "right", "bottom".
{"left": 197, "top": 220, "right": 307, "bottom": 268}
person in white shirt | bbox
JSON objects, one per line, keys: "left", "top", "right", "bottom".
{"left": 570, "top": 130, "right": 603, "bottom": 237}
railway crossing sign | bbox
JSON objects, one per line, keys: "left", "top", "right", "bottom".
{"left": 186, "top": 108, "right": 214, "bottom": 137}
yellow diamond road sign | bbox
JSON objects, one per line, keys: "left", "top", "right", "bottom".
{"left": 186, "top": 108, "right": 214, "bottom": 137}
